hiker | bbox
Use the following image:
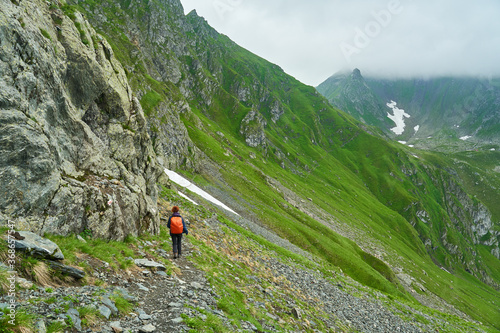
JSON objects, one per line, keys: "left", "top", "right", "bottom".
{"left": 167, "top": 206, "right": 188, "bottom": 259}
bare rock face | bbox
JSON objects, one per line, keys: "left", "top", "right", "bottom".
{"left": 0, "top": 0, "right": 161, "bottom": 240}
{"left": 240, "top": 109, "right": 268, "bottom": 148}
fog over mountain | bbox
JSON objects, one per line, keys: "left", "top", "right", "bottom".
{"left": 181, "top": 0, "right": 500, "bottom": 85}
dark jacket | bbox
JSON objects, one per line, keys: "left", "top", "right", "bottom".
{"left": 167, "top": 212, "right": 188, "bottom": 235}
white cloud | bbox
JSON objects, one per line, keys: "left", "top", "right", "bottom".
{"left": 180, "top": 0, "right": 500, "bottom": 85}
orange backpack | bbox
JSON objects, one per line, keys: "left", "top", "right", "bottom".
{"left": 170, "top": 216, "right": 183, "bottom": 234}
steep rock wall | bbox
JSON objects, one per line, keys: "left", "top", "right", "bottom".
{"left": 0, "top": 0, "right": 161, "bottom": 239}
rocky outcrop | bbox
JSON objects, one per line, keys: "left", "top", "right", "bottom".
{"left": 0, "top": 0, "right": 161, "bottom": 239}
{"left": 240, "top": 109, "right": 268, "bottom": 148}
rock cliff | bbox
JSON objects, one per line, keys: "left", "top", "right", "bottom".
{"left": 0, "top": 0, "right": 162, "bottom": 240}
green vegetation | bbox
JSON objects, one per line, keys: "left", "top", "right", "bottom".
{"left": 46, "top": 320, "right": 68, "bottom": 333}
{"left": 182, "top": 309, "right": 229, "bottom": 332}
{"left": 110, "top": 295, "right": 133, "bottom": 315}
{"left": 140, "top": 90, "right": 163, "bottom": 116}
{"left": 39, "top": 28, "right": 51, "bottom": 40}
{"left": 0, "top": 308, "right": 35, "bottom": 333}
{"left": 45, "top": 234, "right": 135, "bottom": 271}
{"left": 78, "top": 305, "right": 101, "bottom": 327}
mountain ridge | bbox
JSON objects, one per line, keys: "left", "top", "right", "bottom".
{"left": 317, "top": 69, "right": 500, "bottom": 150}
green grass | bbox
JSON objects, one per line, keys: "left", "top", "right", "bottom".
{"left": 0, "top": 308, "right": 35, "bottom": 333}
{"left": 46, "top": 320, "right": 68, "bottom": 333}
{"left": 110, "top": 295, "right": 133, "bottom": 314}
{"left": 78, "top": 305, "right": 101, "bottom": 327}
{"left": 183, "top": 308, "right": 229, "bottom": 332}
{"left": 44, "top": 234, "right": 136, "bottom": 271}
{"left": 40, "top": 28, "right": 51, "bottom": 40}
{"left": 140, "top": 90, "right": 163, "bottom": 116}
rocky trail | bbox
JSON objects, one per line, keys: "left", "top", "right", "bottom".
{"left": 1, "top": 215, "right": 484, "bottom": 332}
{"left": 2, "top": 234, "right": 224, "bottom": 332}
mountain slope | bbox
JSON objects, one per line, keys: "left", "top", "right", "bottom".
{"left": 1, "top": 0, "right": 499, "bottom": 330}
{"left": 75, "top": 1, "right": 500, "bottom": 327}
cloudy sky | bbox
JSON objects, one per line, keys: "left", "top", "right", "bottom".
{"left": 179, "top": 0, "right": 500, "bottom": 86}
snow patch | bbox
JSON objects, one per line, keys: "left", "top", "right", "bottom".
{"left": 398, "top": 141, "right": 407, "bottom": 145}
{"left": 386, "top": 101, "right": 410, "bottom": 135}
{"left": 164, "top": 169, "right": 239, "bottom": 215}
{"left": 178, "top": 192, "right": 198, "bottom": 205}
{"left": 460, "top": 136, "right": 472, "bottom": 141}
{"left": 414, "top": 125, "right": 420, "bottom": 133}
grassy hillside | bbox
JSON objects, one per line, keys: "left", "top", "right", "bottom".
{"left": 64, "top": 0, "right": 500, "bottom": 330}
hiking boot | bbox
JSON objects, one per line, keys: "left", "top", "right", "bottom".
{"left": 173, "top": 253, "right": 178, "bottom": 259}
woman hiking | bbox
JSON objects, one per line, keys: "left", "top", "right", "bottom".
{"left": 167, "top": 206, "right": 188, "bottom": 259}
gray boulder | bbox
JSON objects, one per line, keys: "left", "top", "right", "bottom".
{"left": 44, "top": 260, "right": 85, "bottom": 279}
{"left": 14, "top": 231, "right": 64, "bottom": 260}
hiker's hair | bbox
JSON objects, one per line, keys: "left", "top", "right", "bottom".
{"left": 172, "top": 206, "right": 180, "bottom": 213}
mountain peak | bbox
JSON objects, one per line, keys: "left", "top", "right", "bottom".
{"left": 351, "top": 68, "right": 362, "bottom": 80}
{"left": 186, "top": 9, "right": 219, "bottom": 39}
{"left": 186, "top": 9, "right": 199, "bottom": 18}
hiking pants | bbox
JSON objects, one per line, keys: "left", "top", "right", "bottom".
{"left": 171, "top": 233, "right": 183, "bottom": 255}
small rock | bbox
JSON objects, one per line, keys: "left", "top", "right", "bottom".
{"left": 99, "top": 305, "right": 112, "bottom": 319}
{"left": 44, "top": 260, "right": 85, "bottom": 279}
{"left": 110, "top": 321, "right": 123, "bottom": 333}
{"left": 190, "top": 282, "right": 203, "bottom": 289}
{"left": 34, "top": 319, "right": 47, "bottom": 333}
{"left": 102, "top": 296, "right": 119, "bottom": 316}
{"left": 77, "top": 235, "right": 87, "bottom": 243}
{"left": 267, "top": 312, "right": 278, "bottom": 321}
{"left": 134, "top": 259, "right": 166, "bottom": 271}
{"left": 168, "top": 302, "right": 183, "bottom": 308}
{"left": 66, "top": 308, "right": 82, "bottom": 331}
{"left": 138, "top": 309, "right": 152, "bottom": 320}
{"left": 291, "top": 307, "right": 302, "bottom": 319}
{"left": 136, "top": 283, "right": 149, "bottom": 292}
{"left": 109, "top": 320, "right": 121, "bottom": 327}
{"left": 138, "top": 324, "right": 156, "bottom": 332}
{"left": 171, "top": 317, "right": 183, "bottom": 324}
{"left": 115, "top": 287, "right": 138, "bottom": 302}
{"left": 112, "top": 326, "right": 123, "bottom": 333}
